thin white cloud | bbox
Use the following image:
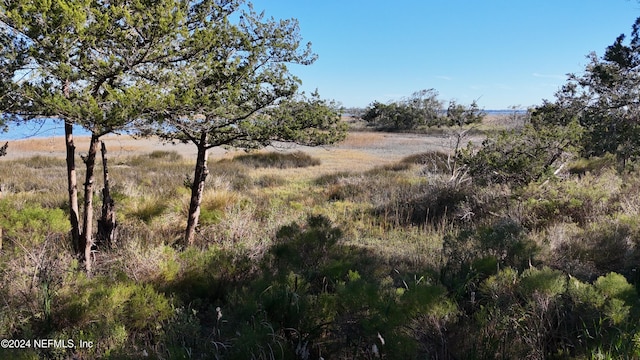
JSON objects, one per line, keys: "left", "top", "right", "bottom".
{"left": 436, "top": 75, "right": 452, "bottom": 81}
{"left": 532, "top": 73, "right": 565, "bottom": 80}
{"left": 494, "top": 83, "right": 513, "bottom": 90}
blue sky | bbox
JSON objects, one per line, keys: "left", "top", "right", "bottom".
{"left": 249, "top": 1, "right": 640, "bottom": 109}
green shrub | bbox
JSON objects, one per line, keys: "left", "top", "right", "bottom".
{"left": 128, "top": 198, "right": 167, "bottom": 224}
{"left": 547, "top": 221, "right": 637, "bottom": 280}
{"left": 467, "top": 267, "right": 639, "bottom": 359}
{"left": 519, "top": 266, "right": 566, "bottom": 298}
{"left": 520, "top": 169, "right": 621, "bottom": 228}
{"left": 0, "top": 200, "right": 68, "bottom": 250}
{"left": 55, "top": 277, "right": 172, "bottom": 358}
{"left": 461, "top": 121, "right": 582, "bottom": 187}
{"left": 213, "top": 216, "right": 456, "bottom": 358}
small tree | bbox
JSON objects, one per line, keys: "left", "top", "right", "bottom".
{"left": 0, "top": 0, "right": 228, "bottom": 271}
{"left": 362, "top": 89, "right": 443, "bottom": 130}
{"left": 362, "top": 90, "right": 484, "bottom": 131}
{"left": 532, "top": 17, "right": 640, "bottom": 168}
{"left": 139, "top": 6, "right": 347, "bottom": 245}
{"left": 444, "top": 100, "right": 484, "bottom": 127}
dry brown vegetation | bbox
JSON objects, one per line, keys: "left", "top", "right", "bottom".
{"left": 2, "top": 118, "right": 640, "bottom": 359}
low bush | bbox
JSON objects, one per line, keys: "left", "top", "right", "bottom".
{"left": 148, "top": 150, "right": 182, "bottom": 161}
{"left": 461, "top": 121, "right": 582, "bottom": 187}
{"left": 401, "top": 151, "right": 452, "bottom": 174}
{"left": 231, "top": 150, "right": 321, "bottom": 169}
{"left": 54, "top": 278, "right": 173, "bottom": 358}
{"left": 0, "top": 200, "right": 69, "bottom": 251}
{"left": 453, "top": 267, "right": 640, "bottom": 359}
{"left": 547, "top": 221, "right": 639, "bottom": 281}
{"left": 519, "top": 169, "right": 621, "bottom": 228}
{"left": 233, "top": 215, "right": 457, "bottom": 358}
{"left": 375, "top": 180, "right": 472, "bottom": 226}
{"left": 207, "top": 159, "right": 254, "bottom": 191}
{"left": 127, "top": 197, "right": 168, "bottom": 224}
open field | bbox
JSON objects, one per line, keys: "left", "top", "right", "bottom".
{"left": 2, "top": 130, "right": 476, "bottom": 175}
{"left": 3, "top": 122, "right": 640, "bottom": 359}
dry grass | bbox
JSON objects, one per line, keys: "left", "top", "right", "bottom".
{"left": 1, "top": 131, "right": 459, "bottom": 173}
{"left": 6, "top": 124, "right": 640, "bottom": 359}
{"left": 339, "top": 131, "right": 387, "bottom": 147}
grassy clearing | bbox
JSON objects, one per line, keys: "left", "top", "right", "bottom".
{"left": 2, "top": 134, "right": 640, "bottom": 359}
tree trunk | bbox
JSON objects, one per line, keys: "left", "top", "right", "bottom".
{"left": 64, "top": 121, "right": 81, "bottom": 256}
{"left": 97, "top": 141, "right": 117, "bottom": 248}
{"left": 81, "top": 134, "right": 101, "bottom": 273}
{"left": 185, "top": 133, "right": 209, "bottom": 246}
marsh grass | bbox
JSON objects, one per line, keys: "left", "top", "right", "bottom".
{"left": 339, "top": 131, "right": 387, "bottom": 147}
{"left": 230, "top": 150, "right": 321, "bottom": 168}
{"left": 4, "top": 143, "right": 640, "bottom": 359}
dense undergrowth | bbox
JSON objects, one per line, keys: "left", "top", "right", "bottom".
{"left": 1, "top": 146, "right": 640, "bottom": 359}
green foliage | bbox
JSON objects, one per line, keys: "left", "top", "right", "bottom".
{"left": 468, "top": 267, "right": 640, "bottom": 359}
{"left": 129, "top": 198, "right": 167, "bottom": 224}
{"left": 164, "top": 215, "right": 456, "bottom": 358}
{"left": 519, "top": 266, "right": 567, "bottom": 298}
{"left": 444, "top": 99, "right": 485, "bottom": 127}
{"left": 0, "top": 200, "right": 68, "bottom": 248}
{"left": 531, "top": 17, "right": 640, "bottom": 167}
{"left": 594, "top": 272, "right": 637, "bottom": 305}
{"left": 264, "top": 91, "right": 348, "bottom": 147}
{"left": 57, "top": 278, "right": 172, "bottom": 357}
{"left": 362, "top": 89, "right": 442, "bottom": 130}
{"left": 461, "top": 120, "right": 583, "bottom": 187}
{"left": 441, "top": 218, "right": 536, "bottom": 297}
{"left": 362, "top": 89, "right": 484, "bottom": 130}
{"left": 520, "top": 169, "right": 621, "bottom": 228}
{"left": 567, "top": 153, "right": 617, "bottom": 176}
{"left": 140, "top": 17, "right": 347, "bottom": 150}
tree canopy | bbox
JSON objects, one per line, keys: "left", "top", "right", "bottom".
{"left": 0, "top": 0, "right": 346, "bottom": 258}
{"left": 532, "top": 16, "right": 640, "bottom": 167}
{"left": 362, "top": 89, "right": 484, "bottom": 130}
{"left": 133, "top": 4, "right": 346, "bottom": 244}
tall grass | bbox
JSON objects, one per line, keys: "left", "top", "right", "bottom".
{"left": 2, "top": 147, "right": 640, "bottom": 358}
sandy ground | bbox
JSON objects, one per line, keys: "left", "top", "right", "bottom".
{"left": 1, "top": 131, "right": 481, "bottom": 173}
